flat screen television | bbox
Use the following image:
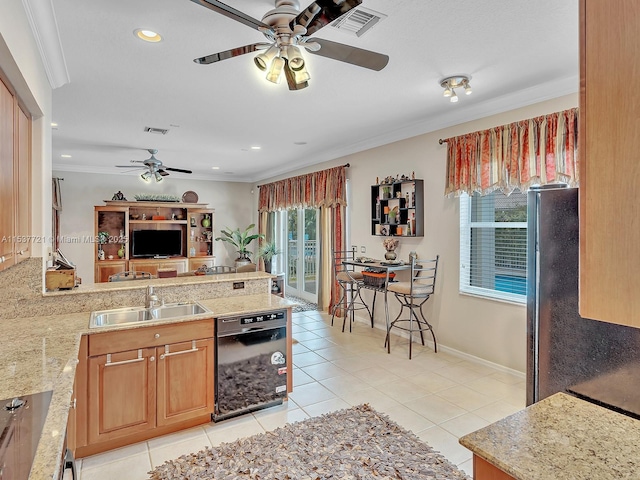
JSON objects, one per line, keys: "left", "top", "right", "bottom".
{"left": 131, "top": 229, "right": 183, "bottom": 258}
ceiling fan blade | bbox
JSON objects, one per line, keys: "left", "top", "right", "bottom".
{"left": 290, "top": 0, "right": 362, "bottom": 36}
{"left": 165, "top": 167, "right": 193, "bottom": 174}
{"left": 194, "top": 43, "right": 271, "bottom": 65}
{"left": 158, "top": 169, "right": 170, "bottom": 176}
{"left": 190, "top": 0, "right": 270, "bottom": 31}
{"left": 115, "top": 165, "right": 143, "bottom": 168}
{"left": 307, "top": 38, "right": 389, "bottom": 71}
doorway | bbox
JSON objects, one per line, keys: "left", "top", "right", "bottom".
{"left": 285, "top": 208, "right": 318, "bottom": 303}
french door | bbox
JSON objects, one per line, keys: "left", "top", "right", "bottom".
{"left": 284, "top": 208, "right": 318, "bottom": 303}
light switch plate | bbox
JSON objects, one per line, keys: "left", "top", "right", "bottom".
{"left": 361, "top": 246, "right": 366, "bottom": 253}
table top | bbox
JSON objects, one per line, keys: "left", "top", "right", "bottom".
{"left": 342, "top": 259, "right": 411, "bottom": 271}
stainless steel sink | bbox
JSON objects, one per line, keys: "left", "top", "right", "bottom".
{"left": 90, "top": 302, "right": 211, "bottom": 328}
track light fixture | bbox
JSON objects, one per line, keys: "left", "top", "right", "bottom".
{"left": 440, "top": 75, "right": 472, "bottom": 103}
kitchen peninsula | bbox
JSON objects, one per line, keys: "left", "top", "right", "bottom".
{"left": 460, "top": 392, "right": 640, "bottom": 479}
{"left": 0, "top": 258, "right": 295, "bottom": 479}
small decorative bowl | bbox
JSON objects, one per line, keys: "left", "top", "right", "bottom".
{"left": 130, "top": 214, "right": 140, "bottom": 220}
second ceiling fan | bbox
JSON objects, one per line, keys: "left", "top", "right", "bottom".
{"left": 190, "top": 0, "right": 389, "bottom": 90}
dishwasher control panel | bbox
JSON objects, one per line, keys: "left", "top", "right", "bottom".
{"left": 240, "top": 311, "right": 285, "bottom": 325}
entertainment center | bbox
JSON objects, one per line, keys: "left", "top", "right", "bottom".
{"left": 94, "top": 201, "right": 215, "bottom": 282}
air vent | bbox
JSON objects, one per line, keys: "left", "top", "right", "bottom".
{"left": 144, "top": 126, "right": 169, "bottom": 135}
{"left": 330, "top": 7, "right": 386, "bottom": 37}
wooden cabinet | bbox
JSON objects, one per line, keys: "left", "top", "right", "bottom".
{"left": 87, "top": 347, "right": 157, "bottom": 444}
{"left": 130, "top": 258, "right": 188, "bottom": 276}
{"left": 371, "top": 179, "right": 424, "bottom": 237}
{"left": 156, "top": 338, "right": 214, "bottom": 426}
{"left": 94, "top": 202, "right": 215, "bottom": 282}
{"left": 0, "top": 79, "right": 15, "bottom": 271}
{"left": 579, "top": 0, "right": 640, "bottom": 327}
{"left": 472, "top": 455, "right": 515, "bottom": 480}
{"left": 0, "top": 75, "right": 31, "bottom": 273}
{"left": 95, "top": 260, "right": 127, "bottom": 283}
{"left": 78, "top": 320, "right": 215, "bottom": 454}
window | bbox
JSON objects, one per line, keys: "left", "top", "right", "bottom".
{"left": 459, "top": 190, "right": 527, "bottom": 304}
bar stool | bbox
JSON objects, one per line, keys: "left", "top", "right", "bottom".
{"left": 385, "top": 255, "right": 439, "bottom": 359}
{"left": 331, "top": 247, "right": 373, "bottom": 332}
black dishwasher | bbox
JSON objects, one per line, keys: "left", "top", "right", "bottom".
{"left": 214, "top": 310, "right": 288, "bottom": 421}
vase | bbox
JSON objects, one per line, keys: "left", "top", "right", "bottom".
{"left": 384, "top": 250, "right": 397, "bottom": 261}
{"left": 201, "top": 215, "right": 211, "bottom": 228}
{"left": 117, "top": 245, "right": 125, "bottom": 258}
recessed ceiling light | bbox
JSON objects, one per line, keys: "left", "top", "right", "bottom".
{"left": 134, "top": 29, "right": 162, "bottom": 43}
{"left": 250, "top": 146, "right": 261, "bottom": 150}
{"left": 211, "top": 166, "right": 220, "bottom": 170}
{"left": 293, "top": 141, "right": 307, "bottom": 145}
{"left": 51, "top": 122, "right": 58, "bottom": 129}
{"left": 60, "top": 154, "right": 72, "bottom": 158}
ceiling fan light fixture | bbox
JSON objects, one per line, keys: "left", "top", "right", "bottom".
{"left": 294, "top": 64, "right": 311, "bottom": 84}
{"left": 266, "top": 56, "right": 285, "bottom": 84}
{"left": 154, "top": 171, "right": 163, "bottom": 182}
{"left": 140, "top": 171, "right": 152, "bottom": 182}
{"left": 287, "top": 45, "right": 305, "bottom": 71}
{"left": 254, "top": 45, "right": 279, "bottom": 71}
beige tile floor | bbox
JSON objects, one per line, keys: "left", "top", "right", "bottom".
{"left": 77, "top": 310, "right": 526, "bottom": 479}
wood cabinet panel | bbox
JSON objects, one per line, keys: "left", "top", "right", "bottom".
{"left": 130, "top": 258, "right": 188, "bottom": 276}
{"left": 88, "top": 319, "right": 214, "bottom": 356}
{"left": 579, "top": 0, "right": 640, "bottom": 327}
{"left": 0, "top": 79, "right": 14, "bottom": 270}
{"left": 473, "top": 455, "right": 515, "bottom": 480}
{"left": 14, "top": 106, "right": 30, "bottom": 262}
{"left": 95, "top": 260, "right": 127, "bottom": 283}
{"left": 87, "top": 347, "right": 157, "bottom": 444}
{"left": 156, "top": 338, "right": 214, "bottom": 426}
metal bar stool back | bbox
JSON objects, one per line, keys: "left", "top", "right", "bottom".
{"left": 385, "top": 255, "right": 439, "bottom": 358}
{"left": 108, "top": 271, "right": 154, "bottom": 282}
{"left": 330, "top": 247, "right": 373, "bottom": 332}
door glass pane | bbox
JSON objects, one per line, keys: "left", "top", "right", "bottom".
{"left": 286, "top": 210, "right": 297, "bottom": 291}
{"left": 303, "top": 209, "right": 317, "bottom": 295}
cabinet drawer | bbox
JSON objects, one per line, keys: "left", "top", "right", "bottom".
{"left": 89, "top": 319, "right": 214, "bottom": 356}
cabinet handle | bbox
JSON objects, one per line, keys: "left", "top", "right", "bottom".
{"left": 106, "top": 349, "right": 145, "bottom": 367}
{"left": 154, "top": 333, "right": 160, "bottom": 339}
{"left": 71, "top": 398, "right": 76, "bottom": 409}
{"left": 150, "top": 356, "right": 155, "bottom": 362}
{"left": 160, "top": 340, "right": 198, "bottom": 360}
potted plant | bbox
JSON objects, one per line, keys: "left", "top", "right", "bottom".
{"left": 258, "top": 240, "right": 282, "bottom": 273}
{"left": 215, "top": 224, "right": 265, "bottom": 267}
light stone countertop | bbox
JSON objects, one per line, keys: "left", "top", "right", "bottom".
{"left": 1, "top": 293, "right": 295, "bottom": 480}
{"left": 459, "top": 392, "right": 640, "bottom": 479}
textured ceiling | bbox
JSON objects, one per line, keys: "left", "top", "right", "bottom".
{"left": 50, "top": 0, "right": 579, "bottom": 182}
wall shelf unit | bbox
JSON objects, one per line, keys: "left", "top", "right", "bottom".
{"left": 94, "top": 201, "right": 214, "bottom": 282}
{"left": 370, "top": 179, "right": 424, "bottom": 237}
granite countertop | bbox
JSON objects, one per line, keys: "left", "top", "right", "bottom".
{"left": 460, "top": 392, "right": 640, "bottom": 479}
{"left": 1, "top": 293, "right": 295, "bottom": 480}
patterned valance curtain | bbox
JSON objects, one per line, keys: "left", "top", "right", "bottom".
{"left": 444, "top": 108, "right": 578, "bottom": 196}
{"left": 258, "top": 165, "right": 347, "bottom": 212}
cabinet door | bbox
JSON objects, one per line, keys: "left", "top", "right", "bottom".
{"left": 156, "top": 338, "right": 214, "bottom": 427}
{"left": 163, "top": 259, "right": 188, "bottom": 274}
{"left": 0, "top": 79, "right": 15, "bottom": 271}
{"left": 95, "top": 260, "right": 127, "bottom": 283}
{"left": 189, "top": 257, "right": 215, "bottom": 271}
{"left": 87, "top": 348, "right": 156, "bottom": 444}
{"left": 579, "top": 0, "right": 640, "bottom": 327}
{"left": 14, "top": 106, "right": 30, "bottom": 262}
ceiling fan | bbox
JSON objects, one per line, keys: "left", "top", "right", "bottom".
{"left": 115, "top": 149, "right": 192, "bottom": 182}
{"left": 190, "top": 0, "right": 389, "bottom": 90}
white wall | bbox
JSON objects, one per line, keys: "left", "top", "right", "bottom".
{"left": 53, "top": 171, "right": 256, "bottom": 283}
{"left": 254, "top": 93, "right": 578, "bottom": 373}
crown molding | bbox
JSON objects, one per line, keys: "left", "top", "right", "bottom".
{"left": 21, "top": 0, "right": 70, "bottom": 89}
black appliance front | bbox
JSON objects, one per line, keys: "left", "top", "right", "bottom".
{"left": 214, "top": 311, "right": 288, "bottom": 421}
{"left": 0, "top": 390, "right": 53, "bottom": 480}
{"left": 526, "top": 186, "right": 640, "bottom": 419}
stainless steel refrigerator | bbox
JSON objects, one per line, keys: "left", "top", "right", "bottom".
{"left": 526, "top": 185, "right": 640, "bottom": 418}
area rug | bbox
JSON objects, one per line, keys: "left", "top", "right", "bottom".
{"left": 286, "top": 294, "right": 319, "bottom": 313}
{"left": 148, "top": 404, "right": 470, "bottom": 480}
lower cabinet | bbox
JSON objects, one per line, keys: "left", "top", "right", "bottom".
{"left": 95, "top": 260, "right": 127, "bottom": 283}
{"left": 78, "top": 320, "right": 214, "bottom": 455}
{"left": 473, "top": 455, "right": 516, "bottom": 480}
{"left": 156, "top": 339, "right": 214, "bottom": 426}
{"left": 130, "top": 258, "right": 188, "bottom": 276}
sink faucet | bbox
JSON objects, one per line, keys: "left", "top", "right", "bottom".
{"left": 145, "top": 285, "right": 161, "bottom": 309}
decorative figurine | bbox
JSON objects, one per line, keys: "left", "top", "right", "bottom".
{"left": 111, "top": 191, "right": 126, "bottom": 201}
{"left": 411, "top": 171, "right": 415, "bottom": 180}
